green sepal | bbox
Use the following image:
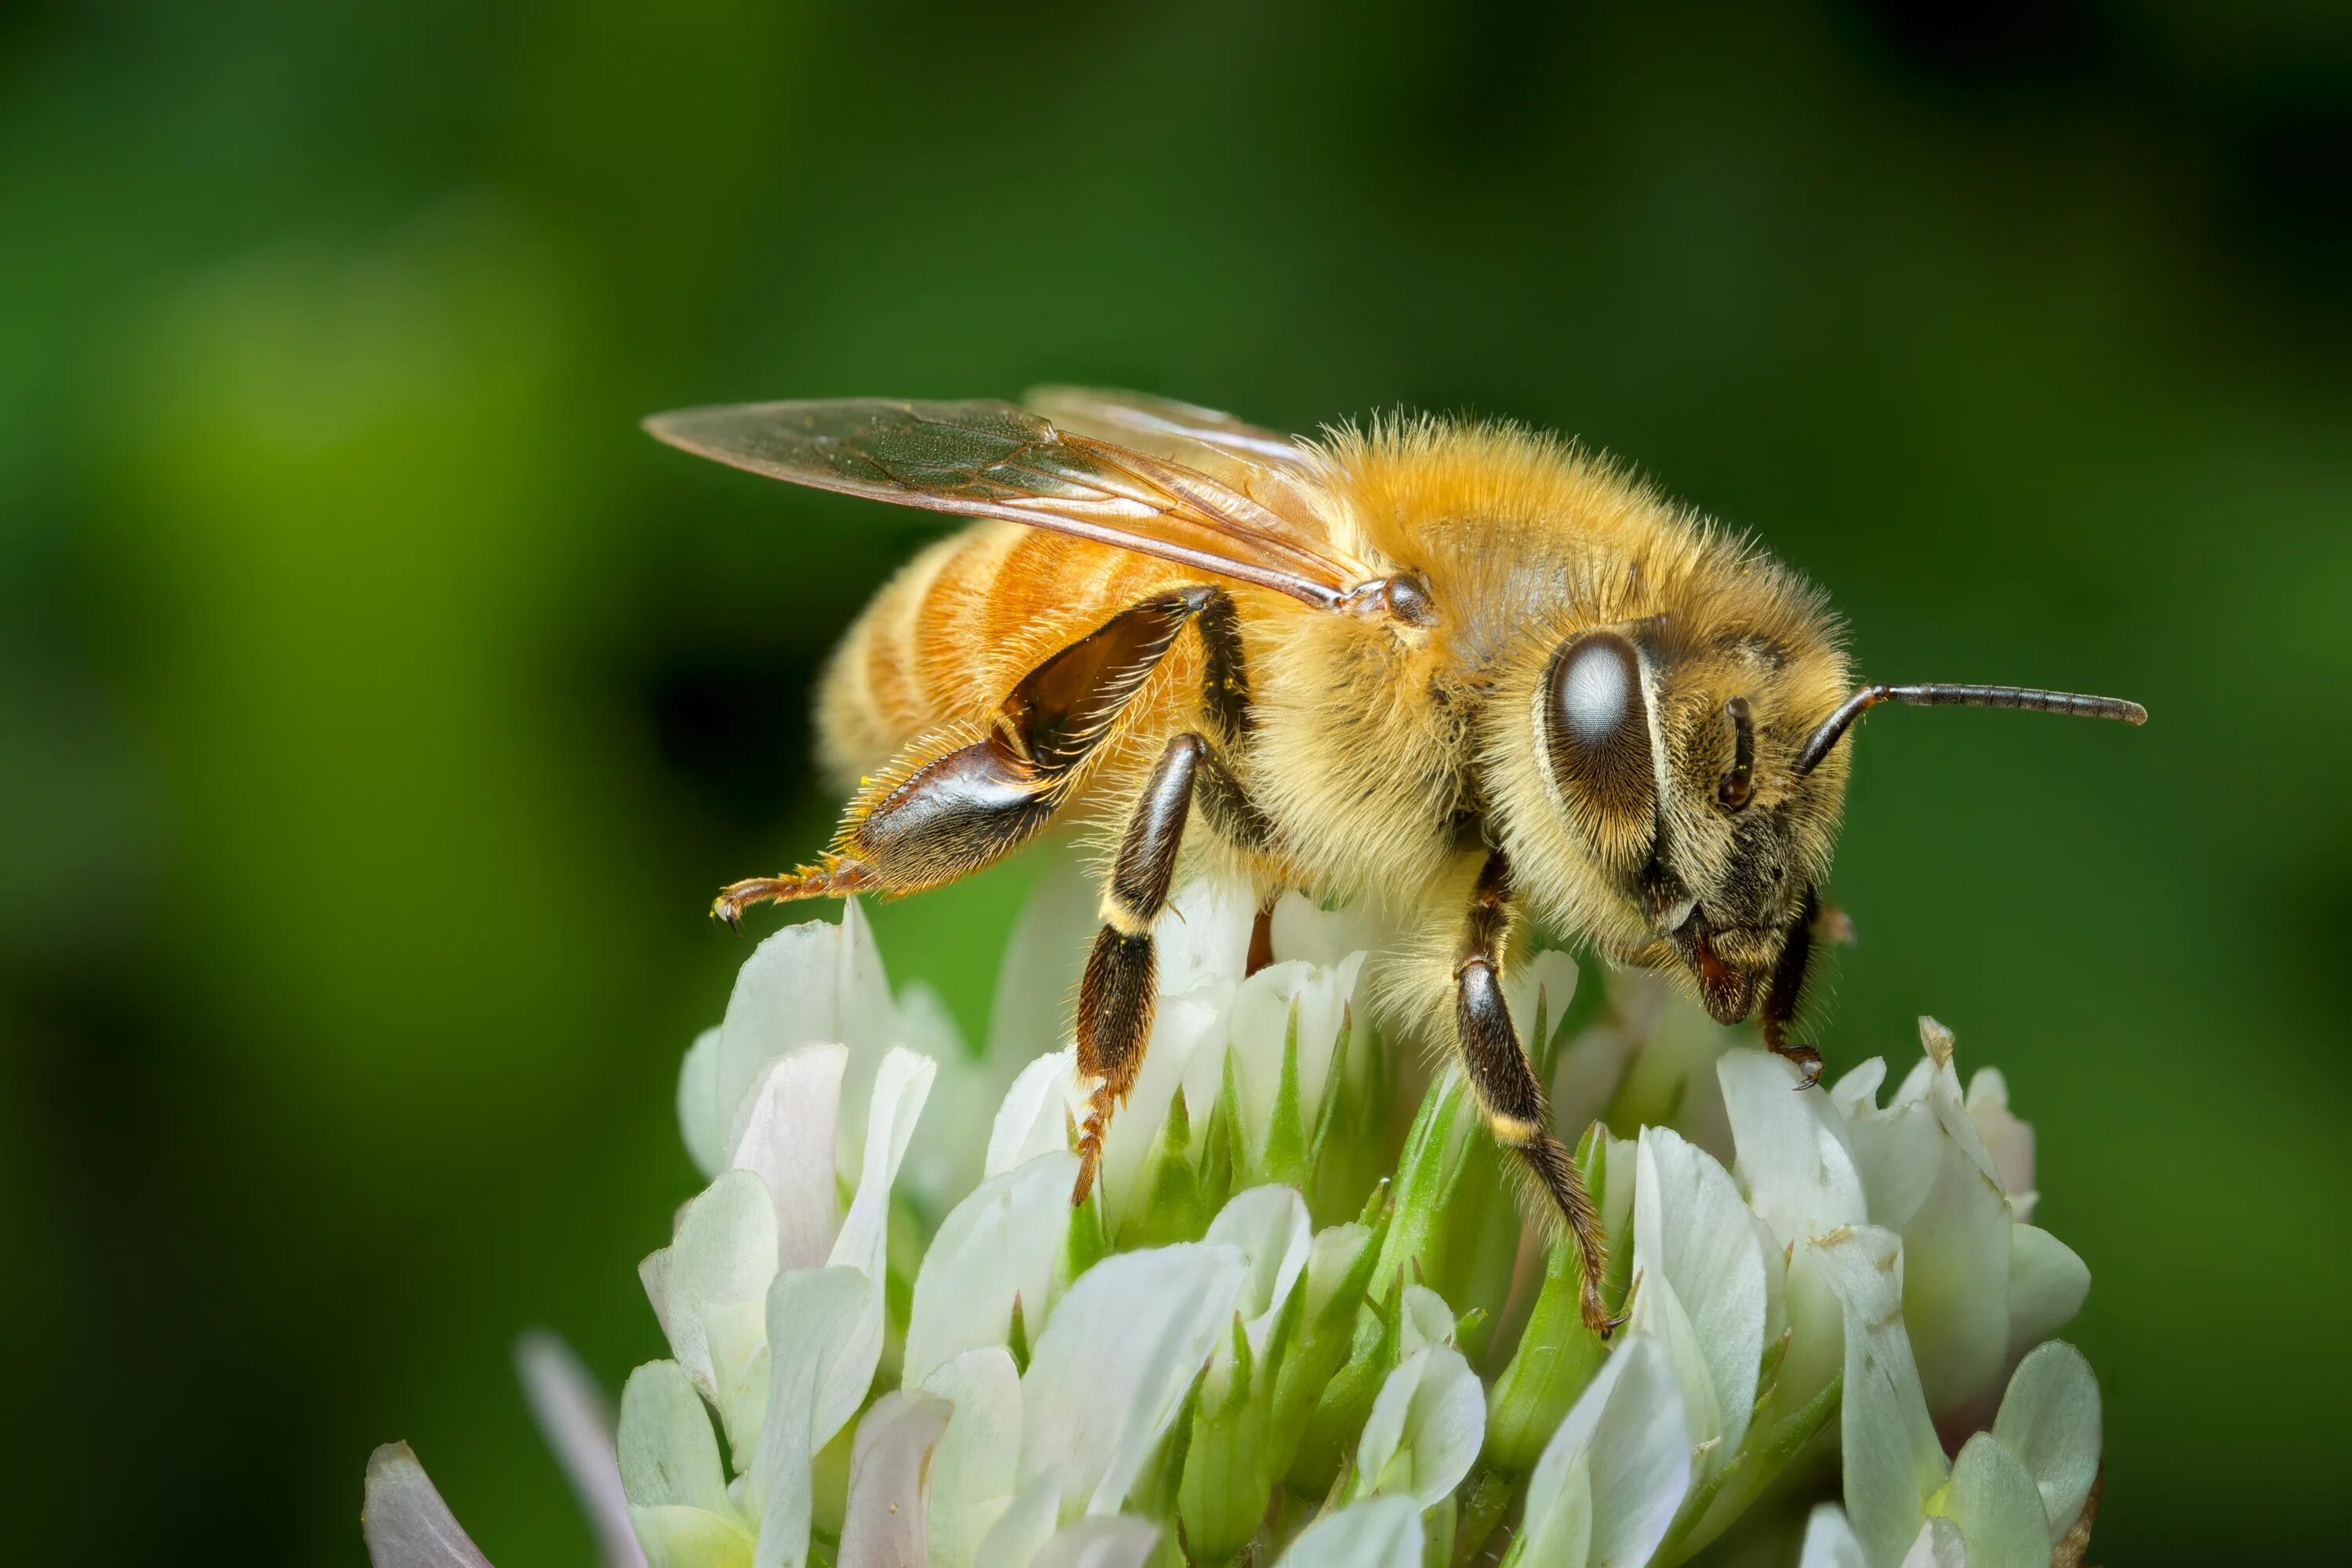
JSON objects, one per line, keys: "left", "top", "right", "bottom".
{"left": 1453, "top": 1467, "right": 1516, "bottom": 1568}
{"left": 1005, "top": 1292, "right": 1032, "bottom": 1377}
{"left": 1653, "top": 1371, "right": 1844, "bottom": 1565}
{"left": 1064, "top": 1177, "right": 1109, "bottom": 1284}
{"left": 1122, "top": 1088, "right": 1209, "bottom": 1249}
{"left": 1199, "top": 1062, "right": 1240, "bottom": 1219}
{"left": 1421, "top": 1494, "right": 1457, "bottom": 1568}
{"left": 1268, "top": 1207, "right": 1391, "bottom": 1488}
{"left": 1368, "top": 1069, "right": 1473, "bottom": 1330}
{"left": 1179, "top": 1312, "right": 1277, "bottom": 1566}
{"left": 1261, "top": 997, "right": 1312, "bottom": 1192}
{"left": 1284, "top": 1265, "right": 1405, "bottom": 1494}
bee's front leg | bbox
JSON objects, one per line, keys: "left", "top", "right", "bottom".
{"left": 1760, "top": 884, "right": 1827, "bottom": 1089}
{"left": 1072, "top": 731, "right": 1257, "bottom": 1207}
{"left": 1453, "top": 850, "right": 1620, "bottom": 1336}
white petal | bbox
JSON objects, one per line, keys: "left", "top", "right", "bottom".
{"left": 1227, "top": 955, "right": 1365, "bottom": 1164}
{"left": 1935, "top": 1431, "right": 2051, "bottom": 1568}
{"left": 1205, "top": 1184, "right": 1313, "bottom": 1348}
{"left": 679, "top": 1026, "right": 727, "bottom": 1179}
{"left": 1796, "top": 1504, "right": 1867, "bottom": 1568}
{"left": 714, "top": 903, "right": 895, "bottom": 1179}
{"left": 1515, "top": 1448, "right": 1593, "bottom": 1568}
{"left": 639, "top": 1250, "right": 673, "bottom": 1344}
{"left": 1631, "top": 1127, "right": 1766, "bottom": 1475}
{"left": 1097, "top": 983, "right": 1228, "bottom": 1216}
{"left": 1019, "top": 1243, "right": 1250, "bottom": 1517}
{"left": 1269, "top": 888, "right": 1389, "bottom": 969}
{"left": 514, "top": 1333, "right": 644, "bottom": 1568}
{"left": 616, "top": 1361, "right": 736, "bottom": 1516}
{"left": 1719, "top": 1050, "right": 1866, "bottom": 1247}
{"left": 363, "top": 1443, "right": 495, "bottom": 1568}
{"left": 839, "top": 1391, "right": 954, "bottom": 1568}
{"left": 630, "top": 1508, "right": 756, "bottom": 1568}
{"left": 829, "top": 1047, "right": 937, "bottom": 1286}
{"left": 1272, "top": 1495, "right": 1422, "bottom": 1568}
{"left": 750, "top": 1266, "right": 876, "bottom": 1568}
{"left": 725, "top": 1046, "right": 848, "bottom": 1273}
{"left": 664, "top": 1170, "right": 782, "bottom": 1450}
{"left": 1828, "top": 1058, "right": 1887, "bottom": 1125}
{"left": 1029, "top": 1515, "right": 1163, "bottom": 1568}
{"left": 1524, "top": 1334, "right": 1690, "bottom": 1568}
{"left": 2005, "top": 1225, "right": 2089, "bottom": 1358}
{"left": 905, "top": 1152, "right": 1081, "bottom": 1389}
{"left": 1898, "top": 1517, "right": 1966, "bottom": 1568}
{"left": 1842, "top": 1038, "right": 2018, "bottom": 1411}
{"left": 1838, "top": 1065, "right": 1939, "bottom": 1232}
{"left": 1964, "top": 1067, "right": 2037, "bottom": 1214}
{"left": 1812, "top": 1225, "right": 1947, "bottom": 1568}
{"left": 973, "top": 1478, "right": 1063, "bottom": 1568}
{"left": 1356, "top": 1343, "right": 1485, "bottom": 1507}
{"left": 1398, "top": 1283, "right": 1456, "bottom": 1356}
{"left": 1894, "top": 1141, "right": 2012, "bottom": 1410}
{"left": 1991, "top": 1340, "right": 2101, "bottom": 1541}
{"left": 1156, "top": 876, "right": 1258, "bottom": 994}
{"left": 1301, "top": 1223, "right": 1374, "bottom": 1320}
{"left": 1775, "top": 1243, "right": 1849, "bottom": 1426}
{"left": 920, "top": 1348, "right": 1024, "bottom": 1568}
{"left": 988, "top": 1049, "right": 1079, "bottom": 1179}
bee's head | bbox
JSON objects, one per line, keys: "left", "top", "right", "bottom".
{"left": 1490, "top": 619, "right": 1849, "bottom": 1023}
{"left": 1489, "top": 612, "right": 2145, "bottom": 1027}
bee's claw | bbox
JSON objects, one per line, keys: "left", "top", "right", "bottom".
{"left": 1772, "top": 1040, "right": 1826, "bottom": 1090}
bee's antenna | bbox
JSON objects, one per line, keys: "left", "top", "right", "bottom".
{"left": 1792, "top": 683, "right": 2148, "bottom": 776}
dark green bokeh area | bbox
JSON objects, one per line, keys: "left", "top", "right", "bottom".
{"left": 4, "top": 2, "right": 2347, "bottom": 1562}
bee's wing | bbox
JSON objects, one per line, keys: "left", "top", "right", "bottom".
{"left": 1020, "top": 385, "right": 1316, "bottom": 472}
{"left": 644, "top": 398, "right": 1370, "bottom": 611}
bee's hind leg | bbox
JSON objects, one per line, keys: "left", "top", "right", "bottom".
{"left": 709, "top": 729, "right": 1061, "bottom": 928}
{"left": 712, "top": 856, "right": 880, "bottom": 927}
{"left": 1454, "top": 849, "right": 1620, "bottom": 1335}
{"left": 713, "top": 585, "right": 1230, "bottom": 931}
{"left": 1073, "top": 730, "right": 1261, "bottom": 1207}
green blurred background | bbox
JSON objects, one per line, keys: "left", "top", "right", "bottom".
{"left": 3, "top": 1, "right": 2347, "bottom": 1561}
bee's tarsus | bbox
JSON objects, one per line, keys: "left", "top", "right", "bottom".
{"left": 1770, "top": 1038, "right": 1826, "bottom": 1089}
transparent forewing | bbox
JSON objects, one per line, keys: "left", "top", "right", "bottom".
{"left": 644, "top": 398, "right": 1364, "bottom": 609}
{"left": 1022, "top": 386, "right": 1342, "bottom": 554}
{"left": 1022, "top": 386, "right": 1315, "bottom": 470}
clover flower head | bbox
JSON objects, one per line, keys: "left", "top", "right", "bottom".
{"left": 365, "top": 870, "right": 2105, "bottom": 1568}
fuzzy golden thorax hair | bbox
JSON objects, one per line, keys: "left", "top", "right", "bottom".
{"left": 1309, "top": 418, "right": 1853, "bottom": 1018}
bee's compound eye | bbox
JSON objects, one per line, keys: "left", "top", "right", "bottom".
{"left": 1544, "top": 631, "right": 1655, "bottom": 815}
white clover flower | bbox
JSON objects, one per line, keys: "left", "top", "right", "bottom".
{"left": 364, "top": 872, "right": 2107, "bottom": 1568}
{"left": 1828, "top": 1020, "right": 2089, "bottom": 1417}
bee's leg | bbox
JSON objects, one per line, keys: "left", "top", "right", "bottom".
{"left": 1073, "top": 730, "right": 1260, "bottom": 1206}
{"left": 1760, "top": 884, "right": 1825, "bottom": 1087}
{"left": 712, "top": 857, "right": 881, "bottom": 927}
{"left": 714, "top": 586, "right": 1232, "bottom": 927}
{"left": 1454, "top": 849, "right": 1618, "bottom": 1334}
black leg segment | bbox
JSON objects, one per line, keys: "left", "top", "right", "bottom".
{"left": 1454, "top": 850, "right": 1617, "bottom": 1334}
{"left": 1073, "top": 730, "right": 1261, "bottom": 1204}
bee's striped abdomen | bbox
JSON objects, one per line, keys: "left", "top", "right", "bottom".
{"left": 815, "top": 522, "right": 1197, "bottom": 787}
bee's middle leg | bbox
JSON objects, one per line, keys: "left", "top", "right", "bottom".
{"left": 1454, "top": 849, "right": 1619, "bottom": 1334}
{"left": 1072, "top": 730, "right": 1254, "bottom": 1206}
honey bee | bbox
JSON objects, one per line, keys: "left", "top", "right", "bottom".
{"left": 646, "top": 389, "right": 2144, "bottom": 1330}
